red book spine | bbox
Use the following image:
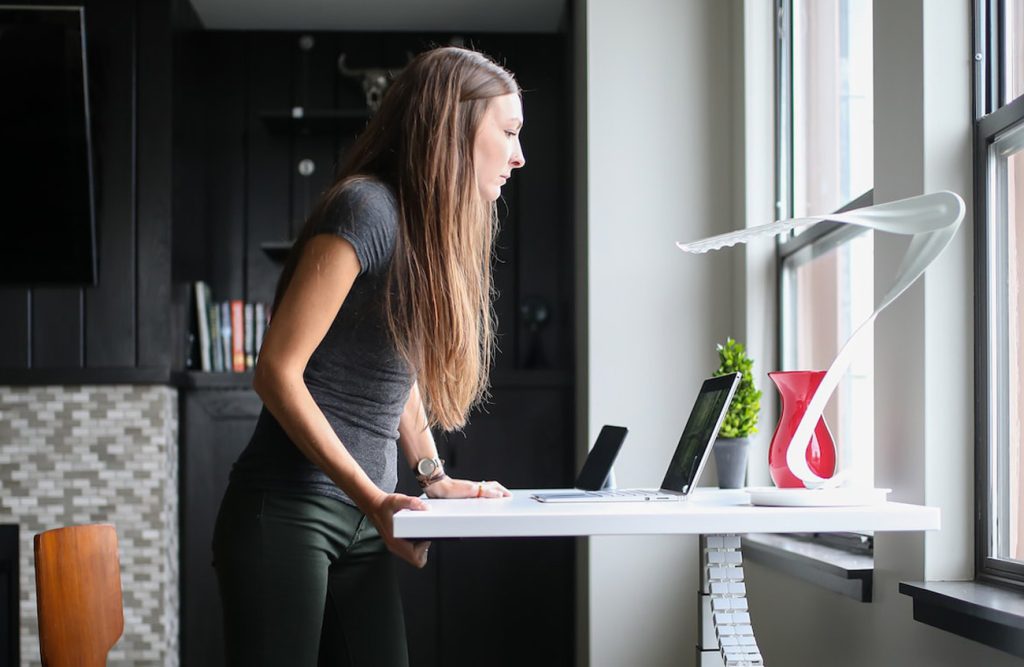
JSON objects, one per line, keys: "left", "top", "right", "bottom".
{"left": 231, "top": 299, "right": 245, "bottom": 372}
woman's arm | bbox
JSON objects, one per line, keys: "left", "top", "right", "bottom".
{"left": 397, "top": 381, "right": 510, "bottom": 499}
{"left": 253, "top": 234, "right": 429, "bottom": 567}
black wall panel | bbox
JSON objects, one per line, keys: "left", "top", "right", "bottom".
{"left": 170, "top": 26, "right": 210, "bottom": 286}
{"left": 288, "top": 33, "right": 342, "bottom": 232}
{"left": 136, "top": 0, "right": 175, "bottom": 369}
{"left": 244, "top": 33, "right": 293, "bottom": 307}
{"left": 503, "top": 38, "right": 572, "bottom": 371}
{"left": 83, "top": 0, "right": 138, "bottom": 369}
{"left": 31, "top": 290, "right": 82, "bottom": 368}
{"left": 201, "top": 34, "right": 248, "bottom": 302}
{"left": 0, "top": 0, "right": 186, "bottom": 379}
{"left": 0, "top": 293, "right": 28, "bottom": 368}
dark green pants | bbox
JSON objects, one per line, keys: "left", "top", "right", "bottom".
{"left": 212, "top": 483, "right": 409, "bottom": 667}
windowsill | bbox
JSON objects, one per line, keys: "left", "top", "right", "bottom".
{"left": 899, "top": 581, "right": 1024, "bottom": 658}
{"left": 743, "top": 533, "right": 873, "bottom": 602}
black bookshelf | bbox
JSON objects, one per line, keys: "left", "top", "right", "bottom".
{"left": 258, "top": 107, "right": 370, "bottom": 133}
{"left": 259, "top": 240, "right": 293, "bottom": 262}
{"left": 171, "top": 370, "right": 254, "bottom": 390}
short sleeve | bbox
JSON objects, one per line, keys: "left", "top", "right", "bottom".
{"left": 311, "top": 178, "right": 399, "bottom": 275}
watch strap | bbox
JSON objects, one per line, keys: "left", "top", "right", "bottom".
{"left": 414, "top": 457, "right": 446, "bottom": 488}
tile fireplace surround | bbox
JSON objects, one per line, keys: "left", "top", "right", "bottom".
{"left": 0, "top": 385, "right": 178, "bottom": 667}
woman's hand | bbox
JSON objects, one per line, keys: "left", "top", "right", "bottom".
{"left": 366, "top": 493, "right": 432, "bottom": 568}
{"left": 424, "top": 477, "right": 511, "bottom": 499}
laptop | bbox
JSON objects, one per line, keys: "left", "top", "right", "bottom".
{"left": 532, "top": 373, "right": 741, "bottom": 503}
{"left": 530, "top": 425, "right": 629, "bottom": 502}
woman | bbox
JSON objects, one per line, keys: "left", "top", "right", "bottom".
{"left": 212, "top": 46, "right": 525, "bottom": 666}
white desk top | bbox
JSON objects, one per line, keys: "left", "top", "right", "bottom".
{"left": 392, "top": 488, "right": 940, "bottom": 539}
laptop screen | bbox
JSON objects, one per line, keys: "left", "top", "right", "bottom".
{"left": 660, "top": 374, "right": 740, "bottom": 494}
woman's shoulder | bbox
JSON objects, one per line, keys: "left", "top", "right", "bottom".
{"left": 336, "top": 176, "right": 398, "bottom": 215}
{"left": 318, "top": 176, "right": 398, "bottom": 231}
{"left": 316, "top": 176, "right": 399, "bottom": 274}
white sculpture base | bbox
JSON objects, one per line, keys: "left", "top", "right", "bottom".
{"left": 745, "top": 487, "right": 891, "bottom": 507}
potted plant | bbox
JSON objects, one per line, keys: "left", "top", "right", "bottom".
{"left": 712, "top": 338, "right": 762, "bottom": 488}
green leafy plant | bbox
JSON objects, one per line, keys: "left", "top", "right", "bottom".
{"left": 713, "top": 338, "right": 762, "bottom": 438}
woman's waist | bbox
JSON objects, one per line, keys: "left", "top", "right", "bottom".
{"left": 232, "top": 415, "right": 398, "bottom": 485}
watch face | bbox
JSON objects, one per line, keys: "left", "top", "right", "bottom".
{"left": 417, "top": 458, "right": 437, "bottom": 476}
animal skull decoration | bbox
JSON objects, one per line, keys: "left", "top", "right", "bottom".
{"left": 337, "top": 54, "right": 394, "bottom": 112}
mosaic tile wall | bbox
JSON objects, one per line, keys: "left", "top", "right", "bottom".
{"left": 0, "top": 385, "right": 179, "bottom": 667}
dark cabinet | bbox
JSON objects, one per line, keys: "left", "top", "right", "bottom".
{"left": 178, "top": 377, "right": 574, "bottom": 667}
{"left": 0, "top": 524, "right": 17, "bottom": 667}
{"left": 396, "top": 383, "right": 576, "bottom": 667}
{"left": 178, "top": 377, "right": 261, "bottom": 667}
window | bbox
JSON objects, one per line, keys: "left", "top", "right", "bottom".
{"left": 790, "top": 0, "right": 873, "bottom": 218}
{"left": 1004, "top": 0, "right": 1023, "bottom": 105}
{"left": 776, "top": 0, "right": 874, "bottom": 490}
{"left": 778, "top": 205, "right": 874, "bottom": 486}
{"left": 976, "top": 0, "right": 1024, "bottom": 586}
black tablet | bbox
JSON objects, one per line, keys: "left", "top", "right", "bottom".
{"left": 575, "top": 425, "right": 629, "bottom": 491}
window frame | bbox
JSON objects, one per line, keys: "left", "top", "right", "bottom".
{"left": 775, "top": 0, "right": 876, "bottom": 257}
{"left": 974, "top": 0, "right": 1024, "bottom": 589}
{"left": 774, "top": 0, "right": 875, "bottom": 439}
{"left": 777, "top": 189, "right": 874, "bottom": 372}
{"left": 776, "top": 0, "right": 792, "bottom": 222}
{"left": 775, "top": 0, "right": 875, "bottom": 553}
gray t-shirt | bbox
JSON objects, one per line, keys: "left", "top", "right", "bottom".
{"left": 231, "top": 178, "right": 414, "bottom": 506}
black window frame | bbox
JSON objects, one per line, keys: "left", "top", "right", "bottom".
{"left": 974, "top": 0, "right": 1024, "bottom": 590}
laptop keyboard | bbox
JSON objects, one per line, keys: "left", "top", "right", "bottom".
{"left": 587, "top": 489, "right": 664, "bottom": 497}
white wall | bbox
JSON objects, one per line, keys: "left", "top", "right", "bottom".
{"left": 742, "top": 1, "right": 1021, "bottom": 665}
{"left": 580, "top": 1, "right": 738, "bottom": 664}
{"left": 734, "top": 0, "right": 777, "bottom": 489}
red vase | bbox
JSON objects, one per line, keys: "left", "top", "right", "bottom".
{"left": 767, "top": 371, "right": 837, "bottom": 488}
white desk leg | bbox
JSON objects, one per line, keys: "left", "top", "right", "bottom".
{"left": 696, "top": 535, "right": 764, "bottom": 667}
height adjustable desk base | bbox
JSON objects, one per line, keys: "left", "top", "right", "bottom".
{"left": 697, "top": 535, "right": 764, "bottom": 666}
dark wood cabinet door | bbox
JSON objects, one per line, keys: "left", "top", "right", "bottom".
{"left": 397, "top": 385, "right": 576, "bottom": 667}
{"left": 434, "top": 536, "right": 575, "bottom": 667}
{"left": 179, "top": 388, "right": 262, "bottom": 667}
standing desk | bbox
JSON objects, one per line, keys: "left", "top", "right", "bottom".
{"left": 394, "top": 488, "right": 940, "bottom": 666}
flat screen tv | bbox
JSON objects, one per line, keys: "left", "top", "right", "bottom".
{"left": 0, "top": 6, "right": 97, "bottom": 285}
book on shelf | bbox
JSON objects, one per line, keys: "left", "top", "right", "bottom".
{"left": 193, "top": 281, "right": 212, "bottom": 372}
{"left": 231, "top": 299, "right": 245, "bottom": 372}
{"left": 188, "top": 280, "right": 271, "bottom": 374}
{"left": 254, "top": 302, "right": 267, "bottom": 366}
{"left": 220, "top": 301, "right": 232, "bottom": 372}
{"left": 183, "top": 282, "right": 199, "bottom": 370}
{"left": 209, "top": 303, "right": 223, "bottom": 373}
{"left": 244, "top": 302, "right": 255, "bottom": 369}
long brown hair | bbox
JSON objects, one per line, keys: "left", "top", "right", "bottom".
{"left": 273, "top": 46, "right": 520, "bottom": 431}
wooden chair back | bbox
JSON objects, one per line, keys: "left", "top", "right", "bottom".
{"left": 34, "top": 524, "right": 124, "bottom": 667}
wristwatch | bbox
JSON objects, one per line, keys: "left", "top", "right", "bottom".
{"left": 414, "top": 456, "right": 447, "bottom": 489}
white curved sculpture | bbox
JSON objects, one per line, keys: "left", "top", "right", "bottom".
{"left": 677, "top": 191, "right": 965, "bottom": 491}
